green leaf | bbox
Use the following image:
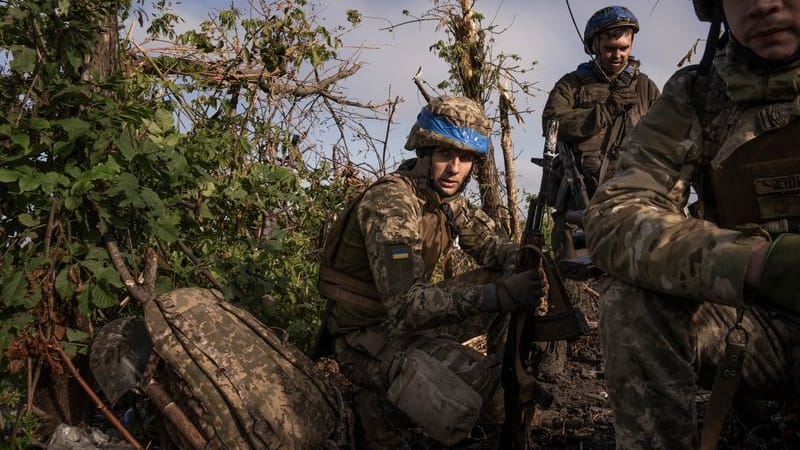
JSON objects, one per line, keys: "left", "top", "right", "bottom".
{"left": 2, "top": 272, "right": 27, "bottom": 306}
{"left": 154, "top": 109, "right": 174, "bottom": 132}
{"left": 79, "top": 259, "right": 104, "bottom": 277}
{"left": 18, "top": 172, "right": 40, "bottom": 192}
{"left": 17, "top": 214, "right": 38, "bottom": 227}
{"left": 66, "top": 328, "right": 89, "bottom": 343}
{"left": 77, "top": 289, "right": 91, "bottom": 315}
{"left": 59, "top": 118, "right": 91, "bottom": 141}
{"left": 64, "top": 195, "right": 80, "bottom": 210}
{"left": 28, "top": 118, "right": 50, "bottom": 130}
{"left": 0, "top": 169, "right": 20, "bottom": 182}
{"left": 61, "top": 342, "right": 79, "bottom": 359}
{"left": 40, "top": 171, "right": 71, "bottom": 194}
{"left": 91, "top": 286, "right": 118, "bottom": 309}
{"left": 109, "top": 172, "right": 144, "bottom": 208}
{"left": 11, "top": 133, "right": 30, "bottom": 150}
{"left": 10, "top": 45, "right": 37, "bottom": 73}
{"left": 97, "top": 267, "right": 123, "bottom": 288}
{"left": 20, "top": 289, "right": 41, "bottom": 308}
{"left": 140, "top": 187, "right": 164, "bottom": 212}
{"left": 55, "top": 268, "right": 75, "bottom": 299}
{"left": 70, "top": 178, "right": 93, "bottom": 197}
{"left": 115, "top": 132, "right": 136, "bottom": 161}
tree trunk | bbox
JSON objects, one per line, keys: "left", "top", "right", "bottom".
{"left": 82, "top": 2, "right": 120, "bottom": 82}
{"left": 499, "top": 89, "right": 521, "bottom": 240}
{"left": 454, "top": 0, "right": 509, "bottom": 229}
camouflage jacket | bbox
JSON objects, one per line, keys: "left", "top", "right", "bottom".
{"left": 542, "top": 58, "right": 660, "bottom": 154}
{"left": 585, "top": 40, "right": 800, "bottom": 307}
{"left": 326, "top": 159, "right": 517, "bottom": 335}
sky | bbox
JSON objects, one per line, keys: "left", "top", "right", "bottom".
{"left": 167, "top": 0, "right": 709, "bottom": 196}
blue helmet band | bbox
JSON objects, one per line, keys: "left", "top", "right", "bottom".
{"left": 416, "top": 109, "right": 490, "bottom": 155}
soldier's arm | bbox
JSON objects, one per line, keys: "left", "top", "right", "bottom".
{"left": 357, "top": 182, "right": 487, "bottom": 334}
{"left": 584, "top": 68, "right": 765, "bottom": 307}
{"left": 448, "top": 196, "right": 517, "bottom": 270}
{"left": 542, "top": 74, "right": 616, "bottom": 142}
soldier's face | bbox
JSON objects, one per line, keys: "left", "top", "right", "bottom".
{"left": 595, "top": 33, "right": 633, "bottom": 75}
{"left": 430, "top": 146, "right": 476, "bottom": 196}
{"left": 724, "top": 0, "right": 800, "bottom": 60}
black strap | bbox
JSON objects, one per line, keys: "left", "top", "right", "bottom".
{"left": 700, "top": 309, "right": 748, "bottom": 450}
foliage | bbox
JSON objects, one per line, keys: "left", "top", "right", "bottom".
{"left": 0, "top": 0, "right": 384, "bottom": 437}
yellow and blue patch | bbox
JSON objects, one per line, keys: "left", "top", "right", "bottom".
{"left": 391, "top": 246, "right": 410, "bottom": 260}
{"left": 384, "top": 243, "right": 415, "bottom": 295}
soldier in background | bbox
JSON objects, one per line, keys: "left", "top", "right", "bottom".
{"left": 315, "top": 96, "right": 542, "bottom": 449}
{"left": 542, "top": 5, "right": 659, "bottom": 260}
{"left": 586, "top": 0, "right": 800, "bottom": 448}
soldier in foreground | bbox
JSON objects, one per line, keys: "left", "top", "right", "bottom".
{"left": 315, "top": 96, "right": 542, "bottom": 448}
{"left": 585, "top": 0, "right": 800, "bottom": 448}
{"left": 542, "top": 5, "right": 659, "bottom": 260}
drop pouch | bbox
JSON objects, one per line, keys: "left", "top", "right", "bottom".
{"left": 386, "top": 349, "right": 482, "bottom": 446}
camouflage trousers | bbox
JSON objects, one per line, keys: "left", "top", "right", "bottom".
{"left": 334, "top": 268, "right": 508, "bottom": 447}
{"left": 599, "top": 278, "right": 800, "bottom": 450}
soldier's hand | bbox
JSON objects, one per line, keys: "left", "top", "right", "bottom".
{"left": 481, "top": 269, "right": 544, "bottom": 312}
{"left": 608, "top": 86, "right": 638, "bottom": 111}
{"left": 756, "top": 233, "right": 800, "bottom": 315}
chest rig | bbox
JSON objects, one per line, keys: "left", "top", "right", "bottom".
{"left": 692, "top": 69, "right": 800, "bottom": 235}
{"left": 317, "top": 166, "right": 454, "bottom": 331}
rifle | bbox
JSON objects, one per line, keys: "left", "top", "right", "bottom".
{"left": 552, "top": 139, "right": 590, "bottom": 225}
{"left": 499, "top": 119, "right": 590, "bottom": 450}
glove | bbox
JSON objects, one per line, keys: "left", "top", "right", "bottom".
{"left": 500, "top": 246, "right": 520, "bottom": 274}
{"left": 756, "top": 233, "right": 800, "bottom": 314}
{"left": 481, "top": 269, "right": 543, "bottom": 313}
{"left": 607, "top": 85, "right": 638, "bottom": 112}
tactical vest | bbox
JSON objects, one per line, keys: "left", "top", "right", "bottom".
{"left": 693, "top": 68, "right": 800, "bottom": 234}
{"left": 572, "top": 62, "right": 655, "bottom": 156}
{"left": 318, "top": 170, "right": 452, "bottom": 333}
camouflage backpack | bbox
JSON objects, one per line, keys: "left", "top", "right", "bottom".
{"left": 144, "top": 287, "right": 346, "bottom": 449}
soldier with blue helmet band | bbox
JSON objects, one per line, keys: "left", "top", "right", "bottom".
{"left": 314, "top": 96, "right": 543, "bottom": 448}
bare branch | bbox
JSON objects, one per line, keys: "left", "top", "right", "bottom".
{"left": 106, "top": 240, "right": 152, "bottom": 306}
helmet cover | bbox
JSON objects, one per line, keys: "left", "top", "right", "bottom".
{"left": 404, "top": 96, "right": 491, "bottom": 157}
{"left": 584, "top": 6, "right": 639, "bottom": 54}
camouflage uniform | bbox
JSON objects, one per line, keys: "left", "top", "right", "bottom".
{"left": 542, "top": 58, "right": 660, "bottom": 197}
{"left": 585, "top": 39, "right": 800, "bottom": 449}
{"left": 318, "top": 97, "right": 524, "bottom": 447}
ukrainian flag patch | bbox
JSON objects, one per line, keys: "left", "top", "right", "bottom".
{"left": 391, "top": 246, "right": 410, "bottom": 260}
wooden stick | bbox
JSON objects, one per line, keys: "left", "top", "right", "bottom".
{"left": 47, "top": 340, "right": 144, "bottom": 450}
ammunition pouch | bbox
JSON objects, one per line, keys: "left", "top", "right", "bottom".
{"left": 386, "top": 349, "right": 482, "bottom": 446}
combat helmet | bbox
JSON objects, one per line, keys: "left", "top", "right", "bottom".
{"left": 693, "top": 0, "right": 718, "bottom": 22}
{"left": 404, "top": 96, "right": 491, "bottom": 158}
{"left": 584, "top": 6, "right": 639, "bottom": 54}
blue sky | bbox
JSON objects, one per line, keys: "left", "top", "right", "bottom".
{"left": 163, "top": 0, "right": 708, "bottom": 196}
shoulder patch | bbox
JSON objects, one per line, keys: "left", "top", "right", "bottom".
{"left": 383, "top": 243, "right": 415, "bottom": 296}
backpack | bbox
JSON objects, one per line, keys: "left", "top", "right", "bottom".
{"left": 143, "top": 287, "right": 346, "bottom": 449}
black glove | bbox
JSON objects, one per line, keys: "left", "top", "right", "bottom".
{"left": 608, "top": 85, "right": 638, "bottom": 112}
{"left": 756, "top": 233, "right": 800, "bottom": 314}
{"left": 481, "top": 269, "right": 543, "bottom": 312}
